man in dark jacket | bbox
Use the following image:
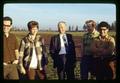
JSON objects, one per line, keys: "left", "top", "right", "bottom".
{"left": 49, "top": 21, "right": 76, "bottom": 80}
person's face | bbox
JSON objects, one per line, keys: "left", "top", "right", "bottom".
{"left": 58, "top": 23, "right": 66, "bottom": 34}
{"left": 3, "top": 20, "right": 12, "bottom": 33}
{"left": 99, "top": 27, "right": 108, "bottom": 37}
{"left": 86, "top": 22, "right": 95, "bottom": 33}
{"left": 29, "top": 26, "right": 38, "bottom": 35}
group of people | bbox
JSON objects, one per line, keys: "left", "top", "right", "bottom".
{"left": 3, "top": 16, "right": 116, "bottom": 80}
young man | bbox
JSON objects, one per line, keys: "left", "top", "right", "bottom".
{"left": 91, "top": 21, "right": 116, "bottom": 80}
{"left": 80, "top": 20, "right": 99, "bottom": 80}
{"left": 49, "top": 21, "right": 76, "bottom": 80}
{"left": 19, "top": 21, "right": 48, "bottom": 80}
{"left": 3, "top": 16, "right": 19, "bottom": 79}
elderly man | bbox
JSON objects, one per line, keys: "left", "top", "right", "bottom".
{"left": 49, "top": 21, "right": 76, "bottom": 80}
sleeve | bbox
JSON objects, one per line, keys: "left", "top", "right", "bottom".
{"left": 19, "top": 39, "right": 25, "bottom": 52}
{"left": 110, "top": 37, "right": 115, "bottom": 49}
{"left": 12, "top": 34, "right": 19, "bottom": 60}
{"left": 19, "top": 39, "right": 25, "bottom": 64}
{"left": 41, "top": 37, "right": 48, "bottom": 65}
{"left": 14, "top": 35, "right": 19, "bottom": 50}
{"left": 69, "top": 34, "right": 76, "bottom": 63}
{"left": 67, "top": 34, "right": 76, "bottom": 63}
{"left": 104, "top": 37, "right": 115, "bottom": 55}
{"left": 49, "top": 36, "right": 56, "bottom": 60}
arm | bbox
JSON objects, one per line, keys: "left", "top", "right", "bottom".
{"left": 19, "top": 39, "right": 26, "bottom": 74}
{"left": 91, "top": 39, "right": 102, "bottom": 57}
{"left": 49, "top": 36, "right": 56, "bottom": 60}
{"left": 80, "top": 37, "right": 84, "bottom": 58}
{"left": 49, "top": 36, "right": 57, "bottom": 68}
{"left": 102, "top": 37, "right": 115, "bottom": 55}
{"left": 13, "top": 35, "right": 19, "bottom": 64}
{"left": 12, "top": 50, "right": 19, "bottom": 64}
{"left": 41, "top": 37, "right": 48, "bottom": 65}
{"left": 70, "top": 34, "right": 76, "bottom": 63}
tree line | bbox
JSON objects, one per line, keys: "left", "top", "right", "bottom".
{"left": 11, "top": 21, "right": 116, "bottom": 32}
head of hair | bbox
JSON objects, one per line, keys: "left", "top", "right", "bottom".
{"left": 3, "top": 16, "right": 12, "bottom": 25}
{"left": 97, "top": 21, "right": 110, "bottom": 30}
{"left": 85, "top": 20, "right": 96, "bottom": 28}
{"left": 27, "top": 21, "right": 39, "bottom": 30}
{"left": 57, "top": 21, "right": 67, "bottom": 28}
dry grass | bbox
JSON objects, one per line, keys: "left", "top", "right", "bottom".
{"left": 11, "top": 31, "right": 116, "bottom": 80}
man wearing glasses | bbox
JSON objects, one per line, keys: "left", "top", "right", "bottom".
{"left": 3, "top": 16, "right": 19, "bottom": 79}
{"left": 91, "top": 21, "right": 116, "bottom": 80}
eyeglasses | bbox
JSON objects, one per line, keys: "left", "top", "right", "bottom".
{"left": 100, "top": 29, "right": 107, "bottom": 31}
{"left": 4, "top": 25, "right": 11, "bottom": 27}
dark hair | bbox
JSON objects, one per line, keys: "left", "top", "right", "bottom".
{"left": 27, "top": 21, "right": 39, "bottom": 30}
{"left": 3, "top": 16, "right": 12, "bottom": 25}
{"left": 98, "top": 21, "right": 110, "bottom": 30}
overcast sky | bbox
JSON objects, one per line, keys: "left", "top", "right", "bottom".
{"left": 4, "top": 3, "right": 116, "bottom": 30}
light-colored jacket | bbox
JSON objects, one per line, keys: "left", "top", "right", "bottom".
{"left": 19, "top": 33, "right": 47, "bottom": 70}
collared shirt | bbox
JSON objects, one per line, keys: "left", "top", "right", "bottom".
{"left": 92, "top": 35, "right": 115, "bottom": 57}
{"left": 59, "top": 34, "right": 68, "bottom": 55}
{"left": 83, "top": 30, "right": 99, "bottom": 55}
{"left": 4, "top": 33, "right": 19, "bottom": 62}
{"left": 29, "top": 46, "right": 38, "bottom": 69}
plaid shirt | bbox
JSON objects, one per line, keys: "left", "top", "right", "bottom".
{"left": 82, "top": 30, "right": 99, "bottom": 55}
{"left": 19, "top": 33, "right": 47, "bottom": 69}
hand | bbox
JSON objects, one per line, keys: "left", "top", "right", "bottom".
{"left": 20, "top": 66, "right": 26, "bottom": 75}
{"left": 12, "top": 60, "right": 19, "bottom": 64}
{"left": 3, "top": 63, "right": 8, "bottom": 65}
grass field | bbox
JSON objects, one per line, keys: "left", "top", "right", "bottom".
{"left": 11, "top": 31, "right": 116, "bottom": 80}
{"left": 11, "top": 31, "right": 116, "bottom": 45}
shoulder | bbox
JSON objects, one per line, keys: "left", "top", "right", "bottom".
{"left": 94, "top": 31, "right": 99, "bottom": 37}
{"left": 108, "top": 35, "right": 115, "bottom": 43}
{"left": 36, "top": 34, "right": 43, "bottom": 40}
{"left": 52, "top": 34, "right": 59, "bottom": 38}
{"left": 9, "top": 33, "right": 16, "bottom": 38}
{"left": 108, "top": 36, "right": 114, "bottom": 40}
{"left": 83, "top": 32, "right": 88, "bottom": 36}
{"left": 21, "top": 34, "right": 29, "bottom": 43}
{"left": 22, "top": 34, "right": 28, "bottom": 40}
{"left": 94, "top": 36, "right": 100, "bottom": 41}
{"left": 83, "top": 33, "right": 88, "bottom": 38}
{"left": 66, "top": 33, "right": 72, "bottom": 37}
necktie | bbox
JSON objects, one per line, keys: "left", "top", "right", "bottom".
{"left": 62, "top": 35, "right": 68, "bottom": 53}
{"left": 62, "top": 35, "right": 68, "bottom": 47}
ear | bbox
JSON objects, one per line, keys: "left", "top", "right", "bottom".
{"left": 10, "top": 25, "right": 12, "bottom": 29}
{"left": 107, "top": 28, "right": 109, "bottom": 32}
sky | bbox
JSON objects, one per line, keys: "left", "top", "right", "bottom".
{"left": 4, "top": 3, "right": 116, "bottom": 30}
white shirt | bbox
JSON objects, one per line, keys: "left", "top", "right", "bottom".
{"left": 29, "top": 46, "right": 38, "bottom": 69}
{"left": 59, "top": 34, "right": 68, "bottom": 55}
